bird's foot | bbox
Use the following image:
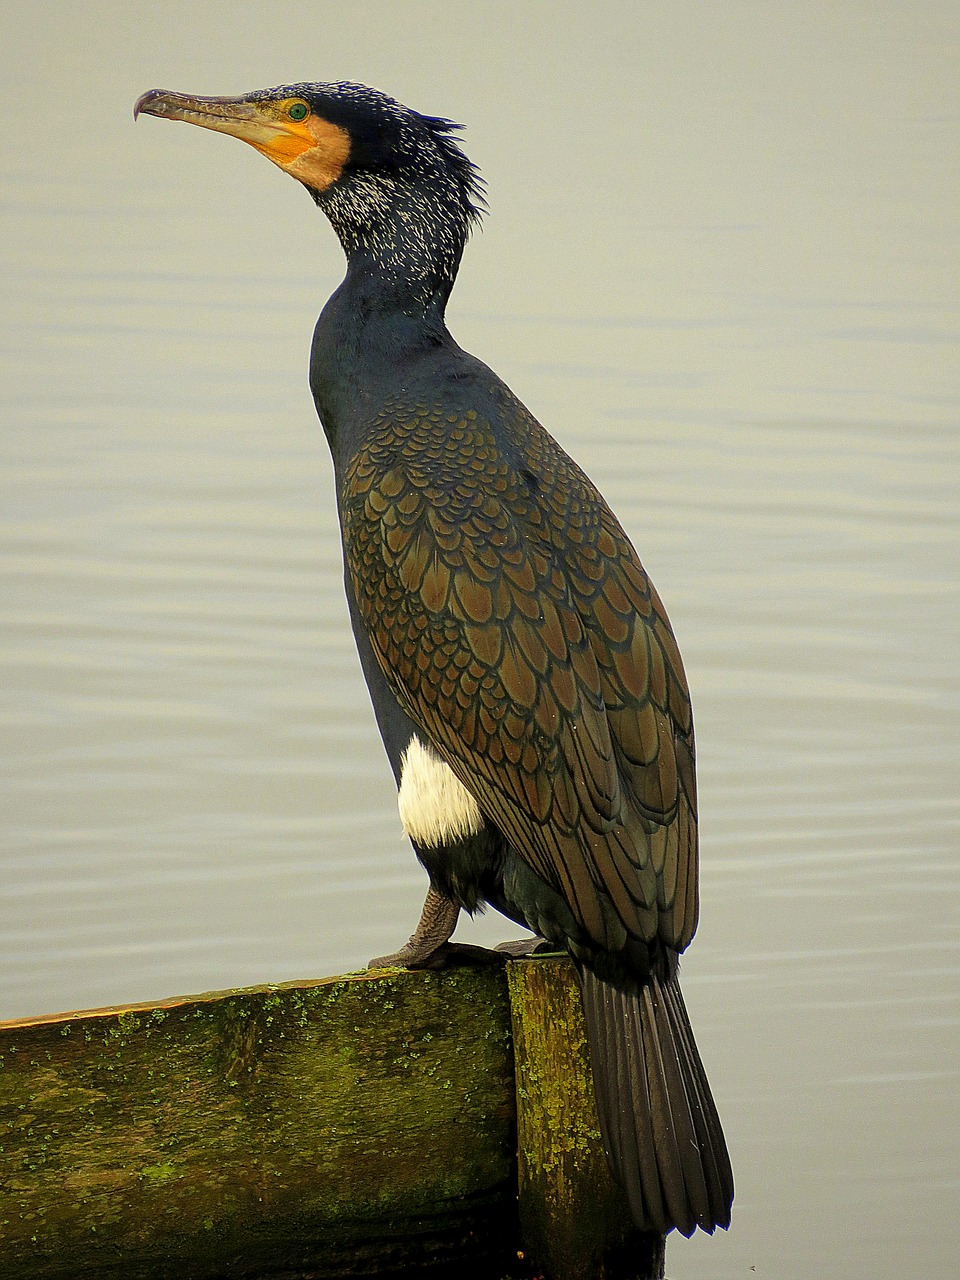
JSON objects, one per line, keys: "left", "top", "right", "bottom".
{"left": 368, "top": 884, "right": 464, "bottom": 970}
{"left": 368, "top": 940, "right": 506, "bottom": 971}
{"left": 494, "top": 935, "right": 562, "bottom": 958}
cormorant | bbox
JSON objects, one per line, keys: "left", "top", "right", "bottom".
{"left": 135, "top": 82, "right": 734, "bottom": 1238}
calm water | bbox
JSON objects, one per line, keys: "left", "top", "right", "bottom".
{"left": 2, "top": 5, "right": 958, "bottom": 1278}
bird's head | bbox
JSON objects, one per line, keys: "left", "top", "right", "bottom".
{"left": 135, "top": 82, "right": 484, "bottom": 277}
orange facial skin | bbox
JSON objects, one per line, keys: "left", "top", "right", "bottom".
{"left": 134, "top": 90, "right": 351, "bottom": 194}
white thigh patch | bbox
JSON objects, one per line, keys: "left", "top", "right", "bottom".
{"left": 398, "top": 736, "right": 484, "bottom": 848}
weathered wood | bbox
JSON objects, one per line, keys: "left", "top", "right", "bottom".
{"left": 506, "top": 958, "right": 665, "bottom": 1280}
{"left": 0, "top": 968, "right": 518, "bottom": 1279}
{"left": 0, "top": 959, "right": 666, "bottom": 1279}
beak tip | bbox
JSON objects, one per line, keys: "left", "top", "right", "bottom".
{"left": 132, "top": 89, "right": 261, "bottom": 135}
{"left": 134, "top": 89, "right": 163, "bottom": 122}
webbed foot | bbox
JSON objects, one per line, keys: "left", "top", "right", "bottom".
{"left": 494, "top": 935, "right": 561, "bottom": 958}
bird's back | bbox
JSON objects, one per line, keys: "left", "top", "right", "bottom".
{"left": 339, "top": 365, "right": 699, "bottom": 963}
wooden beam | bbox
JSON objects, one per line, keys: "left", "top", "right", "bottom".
{"left": 0, "top": 959, "right": 665, "bottom": 1278}
{"left": 0, "top": 968, "right": 517, "bottom": 1278}
{"left": 507, "top": 959, "right": 665, "bottom": 1280}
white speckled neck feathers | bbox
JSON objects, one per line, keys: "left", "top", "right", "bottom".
{"left": 302, "top": 83, "right": 484, "bottom": 313}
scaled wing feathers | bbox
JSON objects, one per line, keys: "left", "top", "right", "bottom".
{"left": 343, "top": 397, "right": 699, "bottom": 952}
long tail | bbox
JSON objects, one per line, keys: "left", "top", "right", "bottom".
{"left": 579, "top": 966, "right": 734, "bottom": 1237}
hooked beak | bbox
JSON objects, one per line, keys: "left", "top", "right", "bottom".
{"left": 134, "top": 89, "right": 317, "bottom": 167}
{"left": 135, "top": 87, "right": 352, "bottom": 192}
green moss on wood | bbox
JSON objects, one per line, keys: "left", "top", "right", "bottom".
{"left": 0, "top": 969, "right": 516, "bottom": 1279}
{"left": 0, "top": 960, "right": 664, "bottom": 1279}
{"left": 506, "top": 958, "right": 663, "bottom": 1280}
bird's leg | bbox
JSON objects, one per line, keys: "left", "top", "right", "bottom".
{"left": 368, "top": 885, "right": 460, "bottom": 969}
{"left": 368, "top": 884, "right": 510, "bottom": 970}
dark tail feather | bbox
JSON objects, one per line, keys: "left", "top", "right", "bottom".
{"left": 579, "top": 967, "right": 734, "bottom": 1237}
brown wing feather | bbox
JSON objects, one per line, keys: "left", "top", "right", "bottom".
{"left": 342, "top": 397, "right": 699, "bottom": 953}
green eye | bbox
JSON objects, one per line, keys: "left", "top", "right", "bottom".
{"left": 288, "top": 102, "right": 309, "bottom": 121}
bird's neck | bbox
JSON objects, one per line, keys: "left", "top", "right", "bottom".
{"left": 338, "top": 251, "right": 454, "bottom": 333}
{"left": 320, "top": 173, "right": 466, "bottom": 321}
{"left": 310, "top": 177, "right": 468, "bottom": 458}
